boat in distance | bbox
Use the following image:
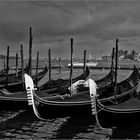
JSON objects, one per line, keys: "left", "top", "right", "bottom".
{"left": 68, "top": 61, "right": 98, "bottom": 68}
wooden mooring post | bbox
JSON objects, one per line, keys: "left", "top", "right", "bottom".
{"left": 29, "top": 27, "right": 33, "bottom": 76}
{"left": 15, "top": 53, "right": 18, "bottom": 77}
{"left": 83, "top": 50, "right": 86, "bottom": 79}
{"left": 36, "top": 51, "right": 39, "bottom": 87}
{"left": 70, "top": 38, "right": 73, "bottom": 95}
{"left": 6, "top": 46, "right": 9, "bottom": 87}
{"left": 111, "top": 47, "right": 115, "bottom": 83}
{"left": 114, "top": 39, "right": 119, "bottom": 99}
{"left": 58, "top": 57, "right": 61, "bottom": 74}
{"left": 48, "top": 49, "right": 51, "bottom": 80}
{"left": 3, "top": 57, "right": 6, "bottom": 69}
{"left": 20, "top": 44, "right": 24, "bottom": 89}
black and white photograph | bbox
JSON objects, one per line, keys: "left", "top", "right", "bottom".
{"left": 0, "top": 0, "right": 140, "bottom": 139}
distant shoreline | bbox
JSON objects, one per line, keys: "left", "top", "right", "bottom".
{"left": 1, "top": 59, "right": 140, "bottom": 71}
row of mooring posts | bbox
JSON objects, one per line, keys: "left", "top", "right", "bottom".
{"left": 47, "top": 49, "right": 62, "bottom": 81}
{"left": 3, "top": 27, "right": 88, "bottom": 90}
{"left": 2, "top": 26, "right": 62, "bottom": 89}
{"left": 3, "top": 27, "right": 34, "bottom": 89}
{"left": 46, "top": 38, "right": 87, "bottom": 87}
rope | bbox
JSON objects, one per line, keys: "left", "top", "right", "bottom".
{"left": 94, "top": 96, "right": 105, "bottom": 130}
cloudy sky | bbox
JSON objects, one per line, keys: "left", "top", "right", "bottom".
{"left": 0, "top": 0, "right": 140, "bottom": 59}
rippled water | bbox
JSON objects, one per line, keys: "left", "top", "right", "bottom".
{"left": 1, "top": 68, "right": 139, "bottom": 139}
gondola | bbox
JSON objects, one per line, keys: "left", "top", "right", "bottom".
{"left": 0, "top": 68, "right": 7, "bottom": 76}
{"left": 0, "top": 65, "right": 48, "bottom": 92}
{"left": 38, "top": 66, "right": 113, "bottom": 95}
{"left": 94, "top": 94, "right": 140, "bottom": 129}
{"left": 0, "top": 66, "right": 27, "bottom": 78}
{"left": 39, "top": 66, "right": 90, "bottom": 91}
{"left": 39, "top": 47, "right": 114, "bottom": 92}
{"left": 24, "top": 65, "right": 139, "bottom": 119}
{"left": 98, "top": 65, "right": 139, "bottom": 104}
{"left": 0, "top": 66, "right": 29, "bottom": 85}
{"left": 93, "top": 83, "right": 140, "bottom": 129}
{"left": 0, "top": 66, "right": 90, "bottom": 110}
{"left": 95, "top": 69, "right": 114, "bottom": 89}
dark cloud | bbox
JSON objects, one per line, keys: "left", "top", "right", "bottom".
{"left": 0, "top": 1, "right": 140, "bottom": 58}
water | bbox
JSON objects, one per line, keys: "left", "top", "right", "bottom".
{"left": 0, "top": 68, "right": 138, "bottom": 139}
{"left": 0, "top": 110, "right": 110, "bottom": 139}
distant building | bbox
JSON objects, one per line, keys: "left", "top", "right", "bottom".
{"left": 100, "top": 55, "right": 112, "bottom": 61}
{"left": 124, "top": 50, "right": 128, "bottom": 58}
{"left": 130, "top": 50, "right": 136, "bottom": 60}
{"left": 134, "top": 53, "right": 140, "bottom": 61}
{"left": 99, "top": 49, "right": 139, "bottom": 61}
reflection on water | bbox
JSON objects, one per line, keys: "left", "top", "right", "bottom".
{"left": 0, "top": 68, "right": 138, "bottom": 139}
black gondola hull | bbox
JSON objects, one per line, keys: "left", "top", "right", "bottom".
{"left": 97, "top": 106, "right": 140, "bottom": 128}
{"left": 34, "top": 98, "right": 93, "bottom": 118}
{"left": 0, "top": 66, "right": 89, "bottom": 110}
{"left": 96, "top": 95, "right": 140, "bottom": 128}
{"left": 0, "top": 99, "right": 29, "bottom": 110}
{"left": 25, "top": 65, "right": 139, "bottom": 120}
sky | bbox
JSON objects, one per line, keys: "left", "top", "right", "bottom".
{"left": 1, "top": 0, "right": 140, "bottom": 59}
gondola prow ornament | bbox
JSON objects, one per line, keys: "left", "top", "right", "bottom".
{"left": 69, "top": 78, "right": 98, "bottom": 115}
{"left": 24, "top": 74, "right": 46, "bottom": 120}
{"left": 88, "top": 79, "right": 97, "bottom": 115}
{"left": 24, "top": 74, "right": 35, "bottom": 106}
{"left": 88, "top": 78, "right": 105, "bottom": 130}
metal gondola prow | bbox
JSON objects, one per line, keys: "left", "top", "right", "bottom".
{"left": 88, "top": 78, "right": 104, "bottom": 130}
{"left": 24, "top": 74, "right": 46, "bottom": 121}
